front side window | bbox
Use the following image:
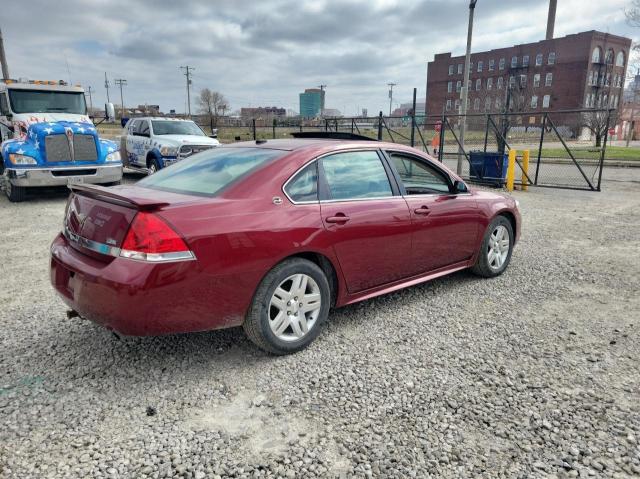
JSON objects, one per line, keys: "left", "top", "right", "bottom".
{"left": 138, "top": 147, "right": 284, "bottom": 197}
{"left": 321, "top": 151, "right": 392, "bottom": 201}
{"left": 0, "top": 93, "right": 9, "bottom": 115}
{"left": 285, "top": 162, "right": 318, "bottom": 202}
{"left": 7, "top": 89, "right": 87, "bottom": 114}
{"left": 389, "top": 153, "right": 450, "bottom": 195}
{"left": 139, "top": 120, "right": 150, "bottom": 136}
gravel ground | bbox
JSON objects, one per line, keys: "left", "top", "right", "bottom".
{"left": 1, "top": 167, "right": 639, "bottom": 478}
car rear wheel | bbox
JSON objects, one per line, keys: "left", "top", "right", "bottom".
{"left": 471, "top": 215, "right": 514, "bottom": 278}
{"left": 244, "top": 258, "right": 330, "bottom": 355}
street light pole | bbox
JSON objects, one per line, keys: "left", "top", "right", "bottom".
{"left": 388, "top": 82, "right": 397, "bottom": 116}
{"left": 457, "top": 0, "right": 477, "bottom": 175}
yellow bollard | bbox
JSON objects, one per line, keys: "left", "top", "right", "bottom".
{"left": 522, "top": 150, "right": 530, "bottom": 191}
{"left": 506, "top": 149, "right": 516, "bottom": 192}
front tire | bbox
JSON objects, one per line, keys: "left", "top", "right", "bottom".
{"left": 147, "top": 157, "right": 161, "bottom": 175}
{"left": 4, "top": 178, "right": 26, "bottom": 202}
{"left": 244, "top": 258, "right": 331, "bottom": 355}
{"left": 471, "top": 215, "right": 514, "bottom": 278}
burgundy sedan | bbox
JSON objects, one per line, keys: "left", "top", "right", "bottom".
{"left": 50, "top": 137, "right": 520, "bottom": 354}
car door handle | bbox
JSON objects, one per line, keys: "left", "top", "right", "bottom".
{"left": 414, "top": 206, "right": 431, "bottom": 215}
{"left": 325, "top": 214, "right": 350, "bottom": 224}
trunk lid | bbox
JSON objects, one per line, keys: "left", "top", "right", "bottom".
{"left": 64, "top": 184, "right": 198, "bottom": 260}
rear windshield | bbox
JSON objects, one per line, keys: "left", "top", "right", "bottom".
{"left": 137, "top": 147, "right": 285, "bottom": 196}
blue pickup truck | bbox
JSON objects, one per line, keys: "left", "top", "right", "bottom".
{"left": 0, "top": 79, "right": 122, "bottom": 202}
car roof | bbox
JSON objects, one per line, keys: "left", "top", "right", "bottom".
{"left": 224, "top": 138, "right": 400, "bottom": 152}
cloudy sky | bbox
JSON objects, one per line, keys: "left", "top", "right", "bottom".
{"left": 2, "top": 0, "right": 638, "bottom": 116}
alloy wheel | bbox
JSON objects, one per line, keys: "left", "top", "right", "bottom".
{"left": 487, "top": 224, "right": 510, "bottom": 270}
{"left": 268, "top": 274, "right": 322, "bottom": 342}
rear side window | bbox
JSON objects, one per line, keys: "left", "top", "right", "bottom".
{"left": 320, "top": 151, "right": 393, "bottom": 200}
{"left": 138, "top": 147, "right": 285, "bottom": 197}
{"left": 389, "top": 153, "right": 451, "bottom": 194}
{"left": 285, "top": 162, "right": 318, "bottom": 203}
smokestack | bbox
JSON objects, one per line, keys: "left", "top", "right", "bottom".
{"left": 546, "top": 0, "right": 557, "bottom": 40}
{"left": 0, "top": 28, "right": 10, "bottom": 80}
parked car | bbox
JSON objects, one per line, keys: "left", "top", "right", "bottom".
{"left": 50, "top": 135, "right": 520, "bottom": 354}
{"left": 122, "top": 117, "right": 219, "bottom": 174}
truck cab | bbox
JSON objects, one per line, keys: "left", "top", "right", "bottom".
{"left": 123, "top": 117, "right": 219, "bottom": 174}
{"left": 0, "top": 79, "right": 122, "bottom": 202}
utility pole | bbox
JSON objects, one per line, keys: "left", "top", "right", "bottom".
{"left": 85, "top": 86, "right": 94, "bottom": 112}
{"left": 180, "top": 66, "right": 194, "bottom": 117}
{"left": 114, "top": 78, "right": 127, "bottom": 119}
{"left": 0, "top": 27, "right": 10, "bottom": 80}
{"left": 104, "top": 72, "right": 110, "bottom": 103}
{"left": 387, "top": 82, "right": 397, "bottom": 116}
{"left": 457, "top": 0, "right": 477, "bottom": 175}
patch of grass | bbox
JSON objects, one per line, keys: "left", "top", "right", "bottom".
{"left": 540, "top": 146, "right": 640, "bottom": 161}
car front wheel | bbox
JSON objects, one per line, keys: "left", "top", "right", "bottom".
{"left": 471, "top": 215, "right": 514, "bottom": 278}
{"left": 244, "top": 258, "right": 330, "bottom": 355}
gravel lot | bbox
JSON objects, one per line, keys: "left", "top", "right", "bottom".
{"left": 1, "top": 167, "right": 639, "bottom": 478}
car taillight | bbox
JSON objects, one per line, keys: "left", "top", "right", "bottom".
{"left": 120, "top": 212, "right": 195, "bottom": 262}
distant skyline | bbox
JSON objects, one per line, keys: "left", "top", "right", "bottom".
{"left": 2, "top": 0, "right": 638, "bottom": 116}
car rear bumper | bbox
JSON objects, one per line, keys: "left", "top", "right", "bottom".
{"left": 49, "top": 233, "right": 245, "bottom": 336}
{"left": 6, "top": 164, "right": 122, "bottom": 187}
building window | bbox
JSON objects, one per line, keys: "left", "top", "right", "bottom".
{"left": 448, "top": 81, "right": 453, "bottom": 93}
{"left": 592, "top": 47, "right": 602, "bottom": 63}
{"left": 531, "top": 95, "right": 538, "bottom": 108}
{"left": 485, "top": 97, "right": 492, "bottom": 111}
{"left": 614, "top": 95, "right": 619, "bottom": 108}
{"left": 542, "top": 94, "right": 550, "bottom": 108}
{"left": 605, "top": 49, "right": 614, "bottom": 65}
{"left": 499, "top": 58, "right": 505, "bottom": 70}
{"left": 458, "top": 63, "right": 463, "bottom": 74}
{"left": 474, "top": 98, "right": 480, "bottom": 110}
{"left": 606, "top": 73, "right": 610, "bottom": 87}
{"left": 603, "top": 93, "right": 608, "bottom": 107}
{"left": 477, "top": 60, "right": 483, "bottom": 72}
{"left": 487, "top": 77, "right": 493, "bottom": 90}
{"left": 475, "top": 78, "right": 481, "bottom": 91}
{"left": 588, "top": 71, "right": 593, "bottom": 86}
{"left": 534, "top": 73, "right": 541, "bottom": 87}
{"left": 545, "top": 72, "right": 553, "bottom": 86}
{"left": 520, "top": 75, "right": 527, "bottom": 87}
{"left": 616, "top": 51, "right": 626, "bottom": 67}
{"left": 535, "top": 53, "right": 543, "bottom": 66}
{"left": 446, "top": 99, "right": 452, "bottom": 111}
{"left": 523, "top": 55, "right": 530, "bottom": 67}
{"left": 489, "top": 59, "right": 495, "bottom": 71}
{"left": 448, "top": 65, "right": 454, "bottom": 75}
{"left": 548, "top": 52, "right": 556, "bottom": 65}
{"left": 456, "top": 80, "right": 462, "bottom": 92}
{"left": 511, "top": 56, "right": 518, "bottom": 67}
{"left": 495, "top": 97, "right": 501, "bottom": 110}
{"left": 585, "top": 93, "right": 590, "bottom": 108}
{"left": 497, "top": 77, "right": 503, "bottom": 89}
{"left": 509, "top": 75, "right": 516, "bottom": 88}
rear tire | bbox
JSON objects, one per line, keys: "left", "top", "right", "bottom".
{"left": 471, "top": 215, "right": 514, "bottom": 278}
{"left": 244, "top": 258, "right": 330, "bottom": 355}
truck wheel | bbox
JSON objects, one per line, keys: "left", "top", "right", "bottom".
{"left": 147, "top": 157, "right": 161, "bottom": 175}
{"left": 5, "top": 179, "right": 26, "bottom": 202}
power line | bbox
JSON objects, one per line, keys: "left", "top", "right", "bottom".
{"left": 114, "top": 78, "right": 127, "bottom": 118}
{"left": 180, "top": 66, "right": 194, "bottom": 117}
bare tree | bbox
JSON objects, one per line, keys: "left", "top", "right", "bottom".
{"left": 197, "top": 89, "right": 229, "bottom": 130}
{"left": 626, "top": 0, "right": 640, "bottom": 27}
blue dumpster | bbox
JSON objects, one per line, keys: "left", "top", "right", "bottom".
{"left": 469, "top": 152, "right": 509, "bottom": 187}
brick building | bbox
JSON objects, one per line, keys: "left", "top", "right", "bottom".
{"left": 240, "top": 106, "right": 286, "bottom": 120}
{"left": 426, "top": 31, "right": 631, "bottom": 122}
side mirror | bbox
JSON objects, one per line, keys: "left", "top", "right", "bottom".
{"left": 105, "top": 103, "right": 115, "bottom": 123}
{"left": 453, "top": 180, "right": 468, "bottom": 193}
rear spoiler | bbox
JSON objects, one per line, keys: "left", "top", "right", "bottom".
{"left": 68, "top": 184, "right": 169, "bottom": 210}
